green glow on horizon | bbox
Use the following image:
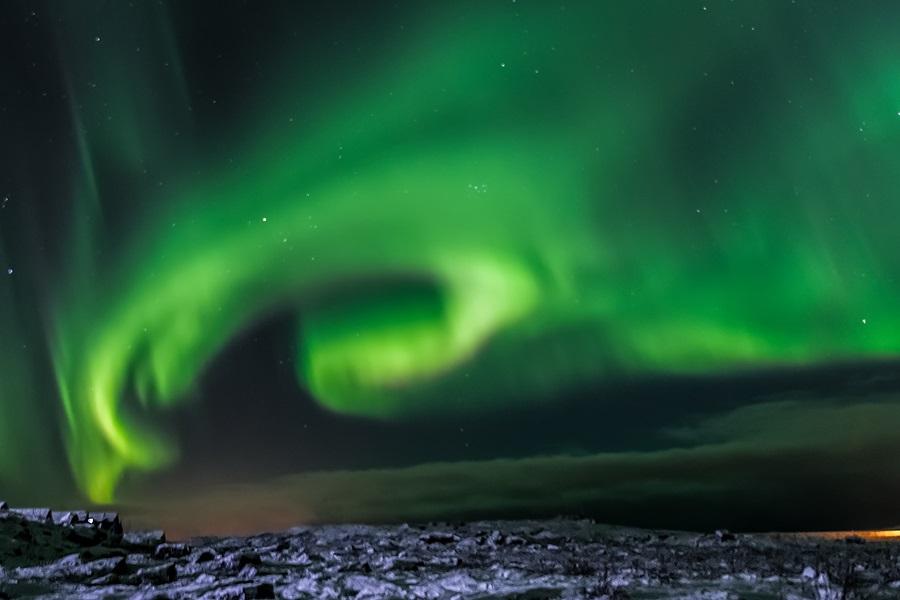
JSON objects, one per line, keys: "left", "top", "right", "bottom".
{"left": 34, "top": 1, "right": 900, "bottom": 502}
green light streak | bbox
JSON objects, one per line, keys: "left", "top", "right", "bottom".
{"left": 39, "top": 1, "right": 900, "bottom": 502}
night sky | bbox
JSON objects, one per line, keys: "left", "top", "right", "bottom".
{"left": 3, "top": 0, "right": 900, "bottom": 536}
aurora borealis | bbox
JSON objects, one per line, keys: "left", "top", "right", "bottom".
{"left": 4, "top": 0, "right": 900, "bottom": 533}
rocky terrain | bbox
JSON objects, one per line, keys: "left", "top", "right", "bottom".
{"left": 3, "top": 501, "right": 900, "bottom": 599}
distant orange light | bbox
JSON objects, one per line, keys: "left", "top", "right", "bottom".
{"left": 858, "top": 530, "right": 900, "bottom": 540}
{"left": 793, "top": 529, "right": 900, "bottom": 541}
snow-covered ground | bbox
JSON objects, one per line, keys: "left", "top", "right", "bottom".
{"left": 2, "top": 505, "right": 899, "bottom": 599}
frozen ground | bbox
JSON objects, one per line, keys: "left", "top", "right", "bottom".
{"left": 2, "top": 503, "right": 900, "bottom": 599}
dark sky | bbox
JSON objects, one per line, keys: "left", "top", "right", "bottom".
{"left": 3, "top": 0, "right": 900, "bottom": 536}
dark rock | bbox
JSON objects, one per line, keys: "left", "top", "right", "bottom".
{"left": 194, "top": 548, "right": 217, "bottom": 563}
{"left": 395, "top": 557, "right": 425, "bottom": 570}
{"left": 65, "top": 555, "right": 128, "bottom": 580}
{"left": 134, "top": 562, "right": 177, "bottom": 585}
{"left": 0, "top": 501, "right": 7, "bottom": 511}
{"left": 154, "top": 542, "right": 193, "bottom": 559}
{"left": 244, "top": 582, "right": 275, "bottom": 599}
{"left": 420, "top": 531, "right": 460, "bottom": 544}
{"left": 65, "top": 524, "right": 108, "bottom": 546}
{"left": 715, "top": 529, "right": 736, "bottom": 542}
{"left": 222, "top": 550, "right": 261, "bottom": 571}
{"left": 78, "top": 546, "right": 127, "bottom": 561}
{"left": 123, "top": 529, "right": 166, "bottom": 550}
{"left": 90, "top": 572, "right": 119, "bottom": 586}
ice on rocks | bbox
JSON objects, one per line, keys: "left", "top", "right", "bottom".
{"left": 2, "top": 508, "right": 900, "bottom": 599}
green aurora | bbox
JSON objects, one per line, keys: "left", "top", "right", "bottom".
{"left": 3, "top": 1, "right": 900, "bottom": 522}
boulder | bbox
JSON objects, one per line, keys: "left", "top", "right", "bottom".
{"left": 133, "top": 562, "right": 178, "bottom": 585}
{"left": 154, "top": 542, "right": 192, "bottom": 559}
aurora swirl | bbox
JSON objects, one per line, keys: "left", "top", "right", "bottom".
{"left": 3, "top": 1, "right": 900, "bottom": 526}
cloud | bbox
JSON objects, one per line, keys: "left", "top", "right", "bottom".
{"left": 119, "top": 392, "right": 900, "bottom": 538}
